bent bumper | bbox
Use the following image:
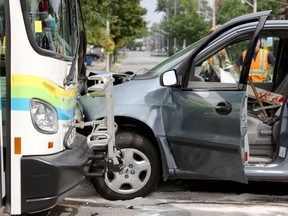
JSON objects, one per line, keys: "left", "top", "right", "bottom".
{"left": 21, "top": 133, "right": 92, "bottom": 214}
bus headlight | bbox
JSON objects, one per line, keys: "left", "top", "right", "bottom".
{"left": 30, "top": 99, "right": 58, "bottom": 134}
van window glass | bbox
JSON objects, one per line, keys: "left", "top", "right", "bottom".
{"left": 198, "top": 36, "right": 278, "bottom": 84}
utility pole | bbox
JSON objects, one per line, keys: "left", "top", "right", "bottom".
{"left": 253, "top": 0, "right": 257, "bottom": 13}
{"left": 106, "top": 18, "right": 110, "bottom": 71}
{"left": 173, "top": 0, "right": 177, "bottom": 54}
{"left": 166, "top": 9, "right": 169, "bottom": 54}
{"left": 212, "top": 0, "right": 216, "bottom": 26}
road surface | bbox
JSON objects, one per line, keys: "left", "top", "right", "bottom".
{"left": 118, "top": 51, "right": 167, "bottom": 74}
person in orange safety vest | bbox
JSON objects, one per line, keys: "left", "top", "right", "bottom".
{"left": 202, "top": 25, "right": 231, "bottom": 73}
{"left": 235, "top": 40, "right": 275, "bottom": 82}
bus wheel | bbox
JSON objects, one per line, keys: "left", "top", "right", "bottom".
{"left": 91, "top": 131, "right": 161, "bottom": 200}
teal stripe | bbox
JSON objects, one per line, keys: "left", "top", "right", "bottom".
{"left": 11, "top": 98, "right": 74, "bottom": 120}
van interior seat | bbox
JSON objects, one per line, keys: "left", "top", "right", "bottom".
{"left": 247, "top": 116, "right": 274, "bottom": 157}
{"left": 247, "top": 71, "right": 288, "bottom": 158}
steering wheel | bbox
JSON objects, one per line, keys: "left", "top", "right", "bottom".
{"left": 199, "top": 67, "right": 209, "bottom": 81}
{"left": 208, "top": 62, "right": 221, "bottom": 82}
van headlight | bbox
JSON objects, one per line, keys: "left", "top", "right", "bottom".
{"left": 30, "top": 99, "right": 58, "bottom": 134}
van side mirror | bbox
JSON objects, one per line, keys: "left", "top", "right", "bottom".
{"left": 160, "top": 70, "right": 178, "bottom": 87}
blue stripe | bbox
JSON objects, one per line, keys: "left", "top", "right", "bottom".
{"left": 11, "top": 98, "right": 30, "bottom": 110}
{"left": 11, "top": 98, "right": 74, "bottom": 120}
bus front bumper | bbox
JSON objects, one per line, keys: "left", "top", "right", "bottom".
{"left": 20, "top": 133, "right": 92, "bottom": 214}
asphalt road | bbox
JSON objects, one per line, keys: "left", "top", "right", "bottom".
{"left": 32, "top": 179, "right": 288, "bottom": 216}
{"left": 28, "top": 51, "right": 288, "bottom": 216}
{"left": 118, "top": 50, "right": 167, "bottom": 74}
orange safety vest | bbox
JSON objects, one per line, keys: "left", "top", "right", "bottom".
{"left": 242, "top": 49, "right": 269, "bottom": 82}
{"left": 207, "top": 49, "right": 229, "bottom": 69}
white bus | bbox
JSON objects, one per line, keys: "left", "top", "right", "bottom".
{"left": 0, "top": 0, "right": 119, "bottom": 214}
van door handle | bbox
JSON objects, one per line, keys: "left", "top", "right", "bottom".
{"left": 215, "top": 101, "right": 232, "bottom": 115}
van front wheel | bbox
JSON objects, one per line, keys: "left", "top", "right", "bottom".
{"left": 91, "top": 131, "right": 161, "bottom": 200}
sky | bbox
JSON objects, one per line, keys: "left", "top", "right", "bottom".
{"left": 140, "top": 0, "right": 164, "bottom": 28}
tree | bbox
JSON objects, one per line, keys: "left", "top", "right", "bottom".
{"left": 80, "top": 0, "right": 147, "bottom": 53}
{"left": 216, "top": 0, "right": 285, "bottom": 24}
{"left": 156, "top": 0, "right": 212, "bottom": 54}
{"left": 216, "top": 0, "right": 249, "bottom": 24}
{"left": 110, "top": 1, "right": 148, "bottom": 51}
{"left": 257, "top": 0, "right": 285, "bottom": 19}
{"left": 80, "top": 0, "right": 107, "bottom": 46}
{"left": 155, "top": 0, "right": 285, "bottom": 55}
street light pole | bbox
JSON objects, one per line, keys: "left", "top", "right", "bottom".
{"left": 197, "top": 0, "right": 215, "bottom": 26}
{"left": 197, "top": 11, "right": 214, "bottom": 26}
{"left": 243, "top": 0, "right": 257, "bottom": 13}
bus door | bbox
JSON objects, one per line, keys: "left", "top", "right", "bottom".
{"left": 0, "top": 0, "right": 5, "bottom": 209}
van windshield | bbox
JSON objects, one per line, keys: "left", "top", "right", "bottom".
{"left": 146, "top": 37, "right": 206, "bottom": 75}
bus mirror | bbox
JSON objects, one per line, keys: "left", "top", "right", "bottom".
{"left": 78, "top": 0, "right": 87, "bottom": 78}
{"left": 78, "top": 30, "right": 86, "bottom": 78}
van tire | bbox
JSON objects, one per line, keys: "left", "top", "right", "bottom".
{"left": 91, "top": 131, "right": 161, "bottom": 200}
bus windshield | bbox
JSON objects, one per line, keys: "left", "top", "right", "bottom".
{"left": 25, "top": 0, "right": 78, "bottom": 57}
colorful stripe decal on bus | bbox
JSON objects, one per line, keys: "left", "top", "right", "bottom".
{"left": 11, "top": 74, "right": 76, "bottom": 120}
{"left": 11, "top": 98, "right": 75, "bottom": 120}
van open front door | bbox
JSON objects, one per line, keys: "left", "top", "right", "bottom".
{"left": 161, "top": 11, "right": 271, "bottom": 183}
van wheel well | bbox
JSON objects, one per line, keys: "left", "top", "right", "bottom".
{"left": 77, "top": 116, "right": 164, "bottom": 178}
{"left": 115, "top": 117, "right": 162, "bottom": 163}
{"left": 116, "top": 117, "right": 155, "bottom": 139}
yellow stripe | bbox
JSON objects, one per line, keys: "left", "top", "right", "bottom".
{"left": 11, "top": 74, "right": 77, "bottom": 98}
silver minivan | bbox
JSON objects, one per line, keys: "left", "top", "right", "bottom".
{"left": 79, "top": 11, "right": 288, "bottom": 200}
